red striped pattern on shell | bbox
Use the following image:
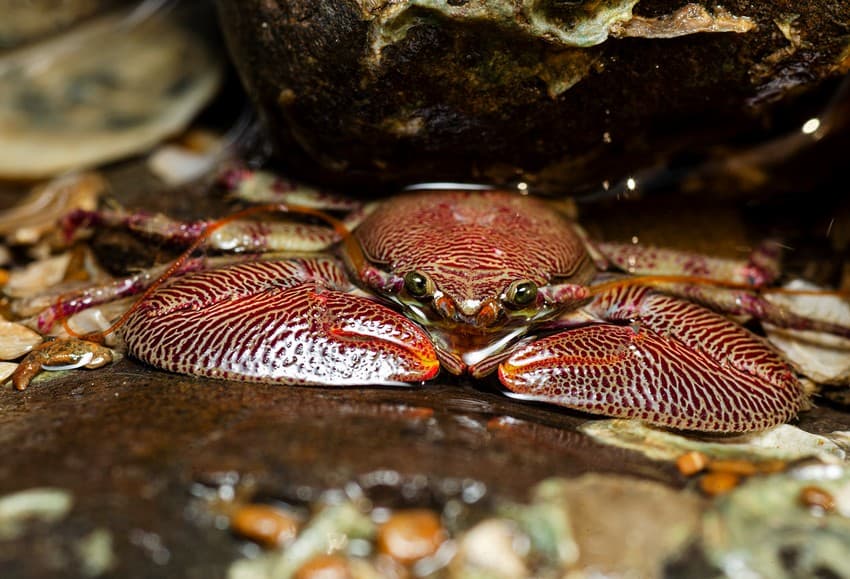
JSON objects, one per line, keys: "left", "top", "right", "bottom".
{"left": 355, "top": 191, "right": 593, "bottom": 306}
{"left": 501, "top": 286, "right": 803, "bottom": 432}
{"left": 121, "top": 259, "right": 438, "bottom": 385}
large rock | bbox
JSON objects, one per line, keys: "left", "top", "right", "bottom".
{"left": 217, "top": 0, "right": 850, "bottom": 194}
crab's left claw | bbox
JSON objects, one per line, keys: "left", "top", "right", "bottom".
{"left": 499, "top": 312, "right": 805, "bottom": 433}
{"left": 121, "top": 260, "right": 440, "bottom": 386}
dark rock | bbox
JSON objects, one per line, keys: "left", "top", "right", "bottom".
{"left": 216, "top": 0, "right": 850, "bottom": 194}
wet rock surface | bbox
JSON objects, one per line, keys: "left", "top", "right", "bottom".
{"left": 0, "top": 362, "right": 676, "bottom": 577}
{"left": 218, "top": 0, "right": 850, "bottom": 194}
{"left": 0, "top": 168, "right": 848, "bottom": 576}
{"left": 0, "top": 57, "right": 848, "bottom": 570}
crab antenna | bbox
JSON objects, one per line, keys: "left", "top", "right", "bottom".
{"left": 67, "top": 202, "right": 362, "bottom": 343}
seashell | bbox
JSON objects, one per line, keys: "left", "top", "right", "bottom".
{"left": 765, "top": 279, "right": 850, "bottom": 386}
{"left": 4, "top": 254, "right": 71, "bottom": 298}
{"left": 0, "top": 319, "right": 42, "bottom": 360}
{"left": 0, "top": 362, "right": 18, "bottom": 383}
{"left": 0, "top": 6, "right": 222, "bottom": 179}
{"left": 0, "top": 173, "right": 105, "bottom": 245}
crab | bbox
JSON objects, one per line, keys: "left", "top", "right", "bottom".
{"left": 9, "top": 173, "right": 850, "bottom": 433}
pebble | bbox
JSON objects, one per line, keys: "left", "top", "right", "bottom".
{"left": 699, "top": 472, "right": 741, "bottom": 497}
{"left": 676, "top": 451, "right": 709, "bottom": 476}
{"left": 453, "top": 519, "right": 528, "bottom": 577}
{"left": 229, "top": 503, "right": 298, "bottom": 548}
{"left": 377, "top": 509, "right": 445, "bottom": 565}
{"left": 799, "top": 485, "right": 836, "bottom": 512}
{"left": 294, "top": 554, "right": 353, "bottom": 579}
{"left": 5, "top": 253, "right": 71, "bottom": 298}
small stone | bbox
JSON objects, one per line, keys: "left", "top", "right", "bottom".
{"left": 230, "top": 504, "right": 298, "bottom": 548}
{"left": 699, "top": 472, "right": 741, "bottom": 497}
{"left": 707, "top": 459, "right": 759, "bottom": 477}
{"left": 0, "top": 487, "right": 73, "bottom": 540}
{"left": 799, "top": 485, "right": 836, "bottom": 512}
{"left": 676, "top": 451, "right": 709, "bottom": 476}
{"left": 755, "top": 460, "right": 787, "bottom": 474}
{"left": 377, "top": 509, "right": 445, "bottom": 565}
{"left": 453, "top": 519, "right": 528, "bottom": 577}
{"left": 294, "top": 554, "right": 353, "bottom": 579}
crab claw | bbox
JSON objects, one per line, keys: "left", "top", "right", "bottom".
{"left": 122, "top": 260, "right": 439, "bottom": 386}
{"left": 499, "top": 324, "right": 804, "bottom": 433}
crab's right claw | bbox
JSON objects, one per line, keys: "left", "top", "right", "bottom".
{"left": 121, "top": 260, "right": 440, "bottom": 386}
{"left": 498, "top": 323, "right": 804, "bottom": 433}
{"left": 11, "top": 339, "right": 113, "bottom": 391}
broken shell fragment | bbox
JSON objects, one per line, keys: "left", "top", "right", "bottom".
{"left": 0, "top": 487, "right": 73, "bottom": 540}
{"left": 0, "top": 362, "right": 18, "bottom": 383}
{"left": 230, "top": 503, "right": 299, "bottom": 548}
{"left": 581, "top": 420, "right": 846, "bottom": 464}
{"left": 0, "top": 173, "right": 105, "bottom": 246}
{"left": 0, "top": 320, "right": 42, "bottom": 360}
{"left": 0, "top": 1, "right": 120, "bottom": 49}
{"left": 452, "top": 519, "right": 529, "bottom": 578}
{"left": 765, "top": 280, "right": 850, "bottom": 386}
{"left": 4, "top": 254, "right": 72, "bottom": 298}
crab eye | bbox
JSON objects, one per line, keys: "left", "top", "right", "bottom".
{"left": 404, "top": 271, "right": 433, "bottom": 298}
{"left": 505, "top": 280, "right": 538, "bottom": 308}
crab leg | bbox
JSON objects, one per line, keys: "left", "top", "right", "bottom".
{"left": 597, "top": 238, "right": 850, "bottom": 335}
{"left": 63, "top": 209, "right": 343, "bottom": 253}
{"left": 220, "top": 167, "right": 362, "bottom": 210}
{"left": 596, "top": 239, "right": 782, "bottom": 286}
{"left": 120, "top": 257, "right": 439, "bottom": 385}
{"left": 661, "top": 284, "right": 850, "bottom": 339}
{"left": 14, "top": 255, "right": 255, "bottom": 333}
{"left": 499, "top": 285, "right": 804, "bottom": 432}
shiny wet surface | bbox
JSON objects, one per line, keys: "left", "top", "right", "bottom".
{"left": 1, "top": 163, "right": 849, "bottom": 577}
{"left": 0, "top": 360, "right": 685, "bottom": 577}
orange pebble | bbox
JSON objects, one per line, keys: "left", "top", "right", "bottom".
{"left": 756, "top": 460, "right": 787, "bottom": 474}
{"left": 377, "top": 509, "right": 446, "bottom": 565}
{"left": 230, "top": 504, "right": 298, "bottom": 547}
{"left": 706, "top": 459, "right": 758, "bottom": 476}
{"left": 799, "top": 485, "right": 835, "bottom": 512}
{"left": 295, "top": 554, "right": 353, "bottom": 579}
{"left": 699, "top": 472, "right": 741, "bottom": 497}
{"left": 676, "top": 451, "right": 709, "bottom": 476}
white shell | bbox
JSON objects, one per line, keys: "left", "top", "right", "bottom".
{"left": 765, "top": 279, "right": 850, "bottom": 385}
{"left": 581, "top": 420, "right": 846, "bottom": 463}
{"left": 0, "top": 319, "right": 42, "bottom": 360}
{"left": 5, "top": 253, "right": 71, "bottom": 298}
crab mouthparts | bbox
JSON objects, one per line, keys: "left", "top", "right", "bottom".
{"left": 434, "top": 295, "right": 502, "bottom": 328}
